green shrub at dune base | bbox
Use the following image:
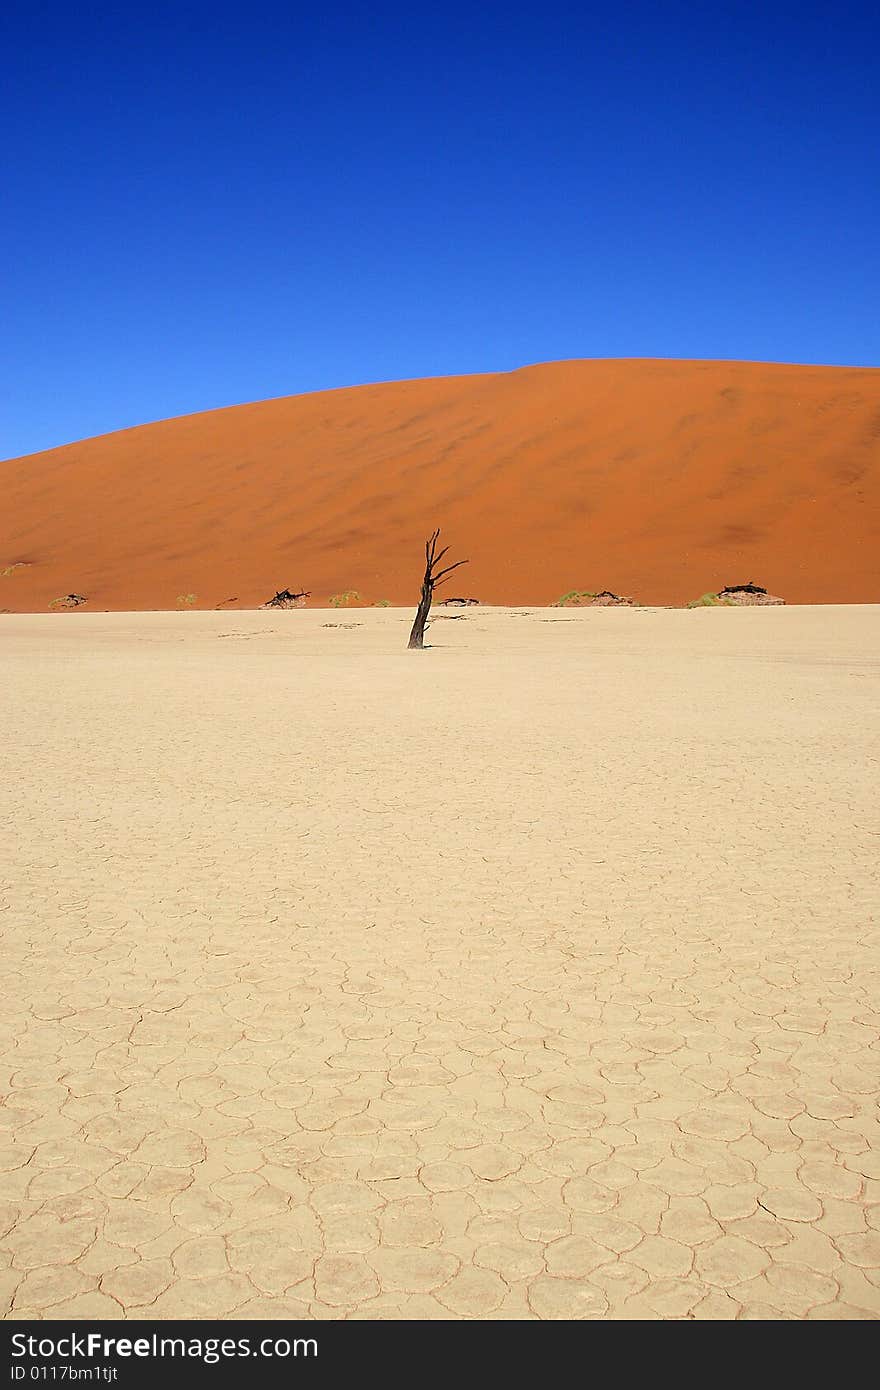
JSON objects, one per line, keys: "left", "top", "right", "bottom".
{"left": 554, "top": 590, "right": 597, "bottom": 607}
{"left": 687, "top": 592, "right": 733, "bottom": 608}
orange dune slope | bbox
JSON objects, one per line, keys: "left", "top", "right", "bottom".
{"left": 2, "top": 358, "right": 878, "bottom": 610}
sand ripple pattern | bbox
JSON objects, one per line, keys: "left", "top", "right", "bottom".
{"left": 1, "top": 607, "right": 878, "bottom": 1320}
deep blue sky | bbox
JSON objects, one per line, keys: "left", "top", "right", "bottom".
{"left": 2, "top": 1, "right": 878, "bottom": 458}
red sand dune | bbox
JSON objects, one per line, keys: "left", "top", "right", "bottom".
{"left": 2, "top": 358, "right": 878, "bottom": 610}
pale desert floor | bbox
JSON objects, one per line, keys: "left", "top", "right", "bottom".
{"left": 1, "top": 605, "right": 878, "bottom": 1321}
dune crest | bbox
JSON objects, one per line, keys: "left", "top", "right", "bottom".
{"left": 2, "top": 358, "right": 878, "bottom": 610}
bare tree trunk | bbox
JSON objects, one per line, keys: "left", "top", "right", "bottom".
{"left": 407, "top": 573, "right": 433, "bottom": 650}
{"left": 407, "top": 529, "right": 468, "bottom": 649}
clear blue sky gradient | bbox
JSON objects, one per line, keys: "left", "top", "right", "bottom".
{"left": 2, "top": 1, "right": 878, "bottom": 458}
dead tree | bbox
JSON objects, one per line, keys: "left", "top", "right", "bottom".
{"left": 261, "top": 588, "right": 310, "bottom": 609}
{"left": 407, "top": 529, "right": 468, "bottom": 649}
